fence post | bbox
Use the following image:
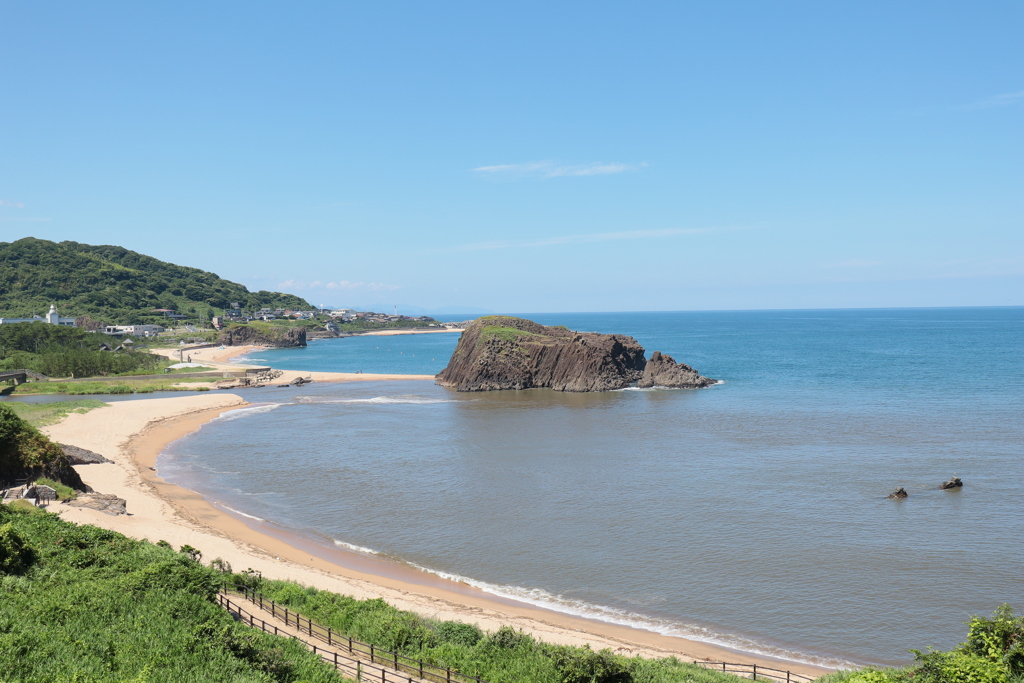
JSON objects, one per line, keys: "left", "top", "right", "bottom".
{"left": 370, "top": 643, "right": 375, "bottom": 664}
{"left": 349, "top": 635, "right": 353, "bottom": 653}
{"left": 328, "top": 627, "right": 332, "bottom": 646}
{"left": 334, "top": 651, "right": 338, "bottom": 668}
{"left": 753, "top": 664, "right": 758, "bottom": 681}
{"left": 419, "top": 659, "right": 423, "bottom": 678}
{"left": 447, "top": 667, "right": 451, "bottom": 683}
{"left": 788, "top": 671, "right": 791, "bottom": 683}
{"left": 394, "top": 650, "right": 398, "bottom": 670}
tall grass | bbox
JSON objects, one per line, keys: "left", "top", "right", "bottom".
{"left": 0, "top": 505, "right": 344, "bottom": 682}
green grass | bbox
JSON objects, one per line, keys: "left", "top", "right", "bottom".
{"left": 0, "top": 504, "right": 345, "bottom": 682}
{"left": 478, "top": 326, "right": 542, "bottom": 343}
{"left": 33, "top": 477, "right": 78, "bottom": 501}
{"left": 9, "top": 377, "right": 218, "bottom": 395}
{"left": 2, "top": 399, "right": 108, "bottom": 427}
{"left": 236, "top": 578, "right": 759, "bottom": 683}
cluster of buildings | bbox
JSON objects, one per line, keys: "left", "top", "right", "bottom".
{"left": 1, "top": 303, "right": 442, "bottom": 335}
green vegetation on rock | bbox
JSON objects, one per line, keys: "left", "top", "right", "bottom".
{"left": 0, "top": 237, "right": 313, "bottom": 324}
{"left": 0, "top": 403, "right": 66, "bottom": 475}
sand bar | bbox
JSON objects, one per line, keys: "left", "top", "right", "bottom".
{"left": 357, "top": 328, "right": 465, "bottom": 336}
{"left": 40, "top": 394, "right": 830, "bottom": 677}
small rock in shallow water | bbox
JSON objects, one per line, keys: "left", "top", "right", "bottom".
{"left": 940, "top": 476, "right": 963, "bottom": 490}
{"left": 887, "top": 487, "right": 909, "bottom": 499}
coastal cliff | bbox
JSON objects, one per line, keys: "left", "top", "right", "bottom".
{"left": 436, "top": 316, "right": 714, "bottom": 392}
{"left": 218, "top": 324, "right": 307, "bottom": 348}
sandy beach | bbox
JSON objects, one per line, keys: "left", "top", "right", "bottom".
{"left": 358, "top": 327, "right": 465, "bottom": 336}
{"left": 40, "top": 393, "right": 829, "bottom": 678}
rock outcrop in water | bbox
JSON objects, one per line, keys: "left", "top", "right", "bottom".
{"left": 436, "top": 316, "right": 715, "bottom": 392}
{"left": 637, "top": 351, "right": 717, "bottom": 389}
{"left": 218, "top": 325, "right": 306, "bottom": 348}
{"left": 940, "top": 477, "right": 963, "bottom": 490}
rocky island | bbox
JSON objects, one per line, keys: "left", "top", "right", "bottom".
{"left": 436, "top": 316, "right": 716, "bottom": 392}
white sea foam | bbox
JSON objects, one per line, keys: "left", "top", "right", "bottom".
{"left": 403, "top": 561, "right": 856, "bottom": 669}
{"left": 211, "top": 403, "right": 284, "bottom": 422}
{"left": 296, "top": 395, "right": 454, "bottom": 405}
{"left": 333, "top": 540, "right": 381, "bottom": 555}
{"left": 214, "top": 503, "right": 266, "bottom": 522}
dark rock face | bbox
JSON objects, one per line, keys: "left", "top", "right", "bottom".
{"left": 60, "top": 443, "right": 112, "bottom": 465}
{"left": 637, "top": 351, "right": 716, "bottom": 389}
{"left": 436, "top": 316, "right": 712, "bottom": 393}
{"left": 219, "top": 326, "right": 306, "bottom": 348}
{"left": 887, "top": 487, "right": 909, "bottom": 499}
{"left": 940, "top": 477, "right": 963, "bottom": 490}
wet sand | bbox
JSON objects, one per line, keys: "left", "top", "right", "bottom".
{"left": 41, "top": 394, "right": 829, "bottom": 677}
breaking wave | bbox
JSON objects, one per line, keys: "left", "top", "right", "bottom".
{"left": 215, "top": 503, "right": 266, "bottom": 522}
{"left": 211, "top": 404, "right": 284, "bottom": 422}
{"left": 400, "top": 561, "right": 855, "bottom": 670}
{"left": 333, "top": 540, "right": 382, "bottom": 555}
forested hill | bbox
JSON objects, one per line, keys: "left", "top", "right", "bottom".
{"left": 0, "top": 237, "right": 313, "bottom": 324}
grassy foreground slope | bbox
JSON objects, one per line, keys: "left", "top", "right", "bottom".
{"left": 0, "top": 237, "right": 312, "bottom": 324}
{"left": 0, "top": 504, "right": 344, "bottom": 682}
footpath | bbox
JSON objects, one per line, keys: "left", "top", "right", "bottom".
{"left": 217, "top": 589, "right": 475, "bottom": 683}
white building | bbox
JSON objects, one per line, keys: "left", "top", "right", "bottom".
{"left": 0, "top": 304, "right": 76, "bottom": 327}
{"left": 104, "top": 324, "right": 165, "bottom": 337}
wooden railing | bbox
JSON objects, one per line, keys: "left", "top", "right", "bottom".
{"left": 223, "top": 584, "right": 817, "bottom": 683}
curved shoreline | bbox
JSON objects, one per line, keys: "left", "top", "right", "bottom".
{"left": 43, "top": 393, "right": 831, "bottom": 677}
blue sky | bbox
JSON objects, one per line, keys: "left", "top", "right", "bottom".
{"left": 2, "top": 2, "right": 1021, "bottom": 313}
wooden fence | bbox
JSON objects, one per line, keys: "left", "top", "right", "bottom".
{"left": 223, "top": 584, "right": 817, "bottom": 683}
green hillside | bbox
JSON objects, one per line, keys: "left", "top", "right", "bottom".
{"left": 0, "top": 237, "right": 313, "bottom": 325}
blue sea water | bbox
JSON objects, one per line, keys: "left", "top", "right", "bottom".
{"left": 161, "top": 308, "right": 1024, "bottom": 667}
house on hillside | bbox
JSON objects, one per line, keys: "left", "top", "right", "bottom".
{"left": 0, "top": 304, "right": 76, "bottom": 327}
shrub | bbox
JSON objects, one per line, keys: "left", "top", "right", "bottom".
{"left": 959, "top": 605, "right": 1024, "bottom": 677}
{"left": 436, "top": 620, "right": 484, "bottom": 647}
{"left": 912, "top": 650, "right": 1009, "bottom": 683}
{"left": 0, "top": 522, "right": 35, "bottom": 573}
{"left": 547, "top": 645, "right": 632, "bottom": 683}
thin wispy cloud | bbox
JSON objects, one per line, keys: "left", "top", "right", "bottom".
{"left": 446, "top": 227, "right": 719, "bottom": 253}
{"left": 0, "top": 200, "right": 26, "bottom": 208}
{"left": 821, "top": 259, "right": 883, "bottom": 269}
{"left": 959, "top": 90, "right": 1024, "bottom": 110}
{"left": 277, "top": 279, "right": 400, "bottom": 292}
{"left": 473, "top": 160, "right": 647, "bottom": 179}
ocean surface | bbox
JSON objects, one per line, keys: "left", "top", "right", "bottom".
{"left": 159, "top": 308, "right": 1024, "bottom": 668}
